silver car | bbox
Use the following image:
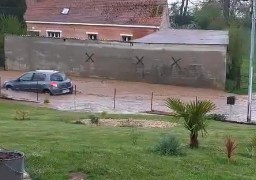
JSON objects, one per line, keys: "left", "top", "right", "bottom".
{"left": 2, "top": 70, "right": 73, "bottom": 95}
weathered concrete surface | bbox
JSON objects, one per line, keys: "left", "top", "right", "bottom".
{"left": 1, "top": 71, "right": 255, "bottom": 122}
{"left": 5, "top": 35, "right": 227, "bottom": 89}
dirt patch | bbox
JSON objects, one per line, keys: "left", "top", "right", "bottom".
{"left": 74, "top": 119, "right": 177, "bottom": 128}
{"left": 69, "top": 172, "right": 87, "bottom": 180}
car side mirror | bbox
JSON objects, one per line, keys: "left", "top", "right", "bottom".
{"left": 16, "top": 78, "right": 21, "bottom": 82}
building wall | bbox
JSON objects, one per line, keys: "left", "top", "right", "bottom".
{"left": 27, "top": 23, "right": 158, "bottom": 41}
{"left": 5, "top": 35, "right": 227, "bottom": 89}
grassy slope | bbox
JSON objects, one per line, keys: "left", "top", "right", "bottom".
{"left": 0, "top": 101, "right": 256, "bottom": 179}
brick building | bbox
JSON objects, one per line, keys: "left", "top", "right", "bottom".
{"left": 24, "top": 0, "right": 170, "bottom": 41}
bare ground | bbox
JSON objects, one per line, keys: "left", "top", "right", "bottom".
{"left": 75, "top": 119, "right": 177, "bottom": 128}
{"left": 1, "top": 70, "right": 256, "bottom": 122}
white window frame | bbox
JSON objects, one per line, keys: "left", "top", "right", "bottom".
{"left": 86, "top": 32, "right": 98, "bottom": 40}
{"left": 61, "top": 8, "right": 70, "bottom": 15}
{"left": 27, "top": 30, "right": 41, "bottom": 36}
{"left": 46, "top": 30, "right": 62, "bottom": 38}
{"left": 120, "top": 34, "right": 133, "bottom": 42}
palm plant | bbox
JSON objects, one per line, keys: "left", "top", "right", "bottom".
{"left": 166, "top": 98, "right": 216, "bottom": 148}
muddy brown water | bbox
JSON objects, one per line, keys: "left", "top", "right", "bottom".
{"left": 1, "top": 70, "right": 255, "bottom": 122}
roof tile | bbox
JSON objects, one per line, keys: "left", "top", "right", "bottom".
{"left": 25, "top": 0, "right": 167, "bottom": 26}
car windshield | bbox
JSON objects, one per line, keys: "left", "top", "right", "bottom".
{"left": 50, "top": 72, "right": 67, "bottom": 81}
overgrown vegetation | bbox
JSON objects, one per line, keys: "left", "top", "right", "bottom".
{"left": 166, "top": 98, "right": 216, "bottom": 148}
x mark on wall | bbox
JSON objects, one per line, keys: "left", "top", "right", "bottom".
{"left": 85, "top": 53, "right": 94, "bottom": 63}
{"left": 136, "top": 56, "right": 144, "bottom": 65}
{"left": 171, "top": 57, "right": 181, "bottom": 70}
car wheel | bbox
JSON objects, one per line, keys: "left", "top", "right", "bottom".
{"left": 5, "top": 85, "right": 13, "bottom": 90}
{"left": 43, "top": 89, "right": 53, "bottom": 96}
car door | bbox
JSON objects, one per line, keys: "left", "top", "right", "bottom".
{"left": 30, "top": 72, "right": 47, "bottom": 92}
{"left": 15, "top": 72, "right": 34, "bottom": 91}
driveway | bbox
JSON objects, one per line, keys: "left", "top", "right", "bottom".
{"left": 0, "top": 70, "right": 255, "bottom": 122}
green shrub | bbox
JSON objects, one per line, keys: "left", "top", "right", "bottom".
{"left": 152, "top": 135, "right": 183, "bottom": 156}
{"left": 89, "top": 115, "right": 99, "bottom": 125}
{"left": 44, "top": 98, "right": 50, "bottom": 104}
{"left": 14, "top": 109, "right": 30, "bottom": 120}
{"left": 246, "top": 135, "right": 256, "bottom": 158}
{"left": 208, "top": 114, "right": 227, "bottom": 121}
{"left": 100, "top": 111, "right": 108, "bottom": 119}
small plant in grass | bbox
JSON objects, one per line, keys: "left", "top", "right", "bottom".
{"left": 89, "top": 115, "right": 99, "bottom": 126}
{"left": 246, "top": 135, "right": 256, "bottom": 158}
{"left": 130, "top": 127, "right": 140, "bottom": 146}
{"left": 152, "top": 135, "right": 183, "bottom": 156}
{"left": 14, "top": 110, "right": 30, "bottom": 120}
{"left": 251, "top": 135, "right": 256, "bottom": 147}
{"left": 44, "top": 98, "right": 50, "bottom": 104}
{"left": 225, "top": 136, "right": 238, "bottom": 162}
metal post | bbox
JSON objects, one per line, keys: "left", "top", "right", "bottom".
{"left": 36, "top": 81, "right": 39, "bottom": 101}
{"left": 114, "top": 88, "right": 116, "bottom": 110}
{"left": 74, "top": 85, "right": 76, "bottom": 110}
{"left": 247, "top": 0, "right": 256, "bottom": 122}
{"left": 151, "top": 92, "right": 154, "bottom": 111}
{"left": 0, "top": 76, "right": 1, "bottom": 96}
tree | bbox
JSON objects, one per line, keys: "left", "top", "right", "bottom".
{"left": 169, "top": 2, "right": 195, "bottom": 28}
{"left": 0, "top": 15, "right": 26, "bottom": 34}
{"left": 194, "top": 2, "right": 227, "bottom": 30}
{"left": 166, "top": 98, "right": 216, "bottom": 149}
{"left": 0, "top": 0, "right": 26, "bottom": 21}
{"left": 227, "top": 24, "right": 244, "bottom": 89}
{"left": 0, "top": 15, "right": 26, "bottom": 67}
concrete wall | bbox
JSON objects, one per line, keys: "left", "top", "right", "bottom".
{"left": 5, "top": 35, "right": 227, "bottom": 89}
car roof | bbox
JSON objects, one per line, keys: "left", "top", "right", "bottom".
{"left": 35, "top": 70, "right": 59, "bottom": 74}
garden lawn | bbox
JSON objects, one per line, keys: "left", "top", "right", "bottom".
{"left": 0, "top": 100, "right": 256, "bottom": 180}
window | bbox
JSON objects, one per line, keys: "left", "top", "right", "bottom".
{"left": 50, "top": 73, "right": 66, "bottom": 81}
{"left": 32, "top": 73, "right": 46, "bottom": 81}
{"left": 19, "top": 73, "right": 33, "bottom": 81}
{"left": 121, "top": 34, "right": 133, "bottom": 42}
{"left": 122, "top": 36, "right": 132, "bottom": 42}
{"left": 28, "top": 31, "right": 40, "bottom": 37}
{"left": 61, "top": 8, "right": 70, "bottom": 15}
{"left": 88, "top": 34, "right": 98, "bottom": 40}
{"left": 47, "top": 31, "right": 61, "bottom": 38}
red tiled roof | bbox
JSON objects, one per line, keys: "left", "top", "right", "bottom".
{"left": 25, "top": 0, "right": 167, "bottom": 27}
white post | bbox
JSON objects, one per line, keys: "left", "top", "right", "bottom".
{"left": 247, "top": 0, "right": 256, "bottom": 122}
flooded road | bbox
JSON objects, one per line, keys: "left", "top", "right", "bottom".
{"left": 0, "top": 70, "right": 255, "bottom": 122}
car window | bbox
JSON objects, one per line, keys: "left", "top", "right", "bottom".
{"left": 32, "top": 73, "right": 46, "bottom": 81}
{"left": 19, "top": 72, "right": 33, "bottom": 81}
{"left": 50, "top": 72, "right": 66, "bottom": 81}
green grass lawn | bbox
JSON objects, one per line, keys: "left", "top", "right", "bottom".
{"left": 1, "top": 100, "right": 256, "bottom": 179}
